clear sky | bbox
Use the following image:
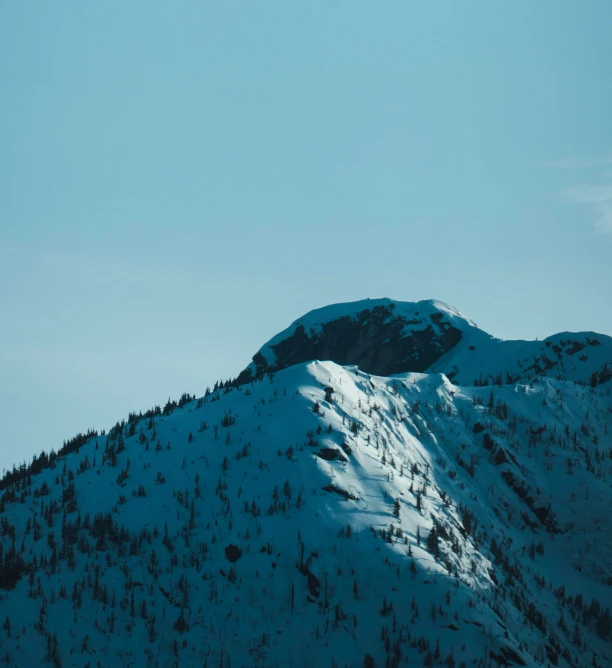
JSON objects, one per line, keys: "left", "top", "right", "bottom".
{"left": 1, "top": 1, "right": 611, "bottom": 473}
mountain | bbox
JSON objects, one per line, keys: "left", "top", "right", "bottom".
{"left": 1, "top": 299, "right": 611, "bottom": 668}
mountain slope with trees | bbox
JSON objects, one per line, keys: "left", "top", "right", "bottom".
{"left": 1, "top": 300, "right": 611, "bottom": 667}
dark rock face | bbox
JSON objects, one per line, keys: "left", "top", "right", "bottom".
{"left": 237, "top": 304, "right": 463, "bottom": 383}
{"left": 316, "top": 448, "right": 348, "bottom": 463}
{"left": 321, "top": 484, "right": 358, "bottom": 501}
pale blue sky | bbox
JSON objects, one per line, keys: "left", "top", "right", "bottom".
{"left": 1, "top": 1, "right": 611, "bottom": 472}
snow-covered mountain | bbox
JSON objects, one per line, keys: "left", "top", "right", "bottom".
{"left": 1, "top": 299, "right": 611, "bottom": 667}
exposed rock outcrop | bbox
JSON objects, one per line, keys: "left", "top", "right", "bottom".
{"left": 236, "top": 298, "right": 612, "bottom": 389}
{"left": 237, "top": 299, "right": 467, "bottom": 383}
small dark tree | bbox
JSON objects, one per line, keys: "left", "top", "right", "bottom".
{"left": 426, "top": 524, "right": 440, "bottom": 559}
{"left": 174, "top": 609, "right": 190, "bottom": 634}
{"left": 393, "top": 498, "right": 400, "bottom": 519}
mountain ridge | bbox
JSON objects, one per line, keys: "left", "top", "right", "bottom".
{"left": 239, "top": 298, "right": 612, "bottom": 389}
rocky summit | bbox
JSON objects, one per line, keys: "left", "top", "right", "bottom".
{"left": 239, "top": 298, "right": 612, "bottom": 388}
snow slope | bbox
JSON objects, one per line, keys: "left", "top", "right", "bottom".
{"left": 432, "top": 329, "right": 612, "bottom": 387}
{"left": 1, "top": 354, "right": 611, "bottom": 667}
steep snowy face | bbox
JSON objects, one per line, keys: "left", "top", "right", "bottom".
{"left": 237, "top": 298, "right": 481, "bottom": 383}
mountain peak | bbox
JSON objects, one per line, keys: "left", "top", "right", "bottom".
{"left": 238, "top": 298, "right": 612, "bottom": 388}
{"left": 237, "top": 298, "right": 479, "bottom": 383}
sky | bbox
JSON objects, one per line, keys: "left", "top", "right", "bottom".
{"left": 1, "top": 0, "right": 611, "bottom": 473}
